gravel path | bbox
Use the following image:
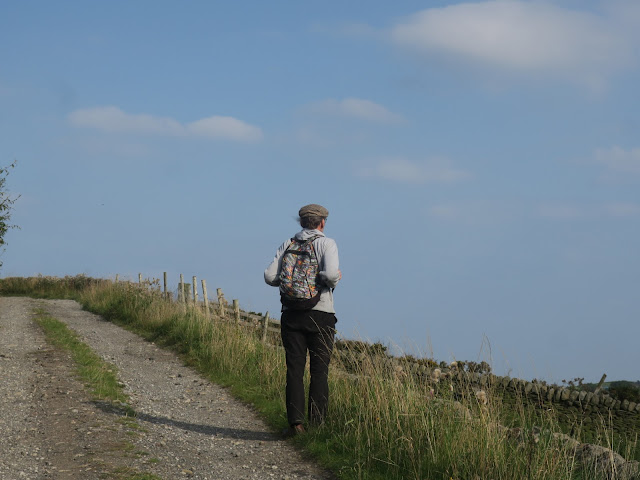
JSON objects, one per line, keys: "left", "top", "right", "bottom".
{"left": 0, "top": 297, "right": 336, "bottom": 480}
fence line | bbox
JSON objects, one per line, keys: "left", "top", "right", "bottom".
{"left": 127, "top": 272, "right": 281, "bottom": 339}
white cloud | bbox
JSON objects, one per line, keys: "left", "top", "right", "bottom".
{"left": 594, "top": 146, "right": 640, "bottom": 174}
{"left": 358, "top": 157, "right": 470, "bottom": 184}
{"left": 187, "top": 116, "right": 263, "bottom": 142}
{"left": 309, "top": 98, "right": 404, "bottom": 124}
{"left": 69, "top": 107, "right": 181, "bottom": 135}
{"left": 389, "top": 1, "right": 636, "bottom": 88}
{"left": 68, "top": 106, "right": 263, "bottom": 142}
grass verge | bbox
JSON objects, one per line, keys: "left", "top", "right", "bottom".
{"left": 33, "top": 307, "right": 133, "bottom": 414}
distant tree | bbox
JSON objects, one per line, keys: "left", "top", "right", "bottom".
{"left": 0, "top": 161, "right": 20, "bottom": 269}
{"left": 607, "top": 381, "right": 640, "bottom": 403}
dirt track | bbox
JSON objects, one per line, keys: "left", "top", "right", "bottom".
{"left": 0, "top": 297, "right": 335, "bottom": 480}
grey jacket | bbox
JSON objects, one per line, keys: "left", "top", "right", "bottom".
{"left": 264, "top": 228, "right": 340, "bottom": 313}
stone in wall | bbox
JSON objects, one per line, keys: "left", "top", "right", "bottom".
{"left": 547, "top": 388, "right": 555, "bottom": 402}
{"left": 555, "top": 388, "right": 563, "bottom": 401}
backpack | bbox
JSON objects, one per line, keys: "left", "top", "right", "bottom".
{"left": 279, "top": 235, "right": 323, "bottom": 309}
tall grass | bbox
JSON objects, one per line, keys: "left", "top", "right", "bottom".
{"left": 0, "top": 274, "right": 105, "bottom": 298}
{"left": 2, "top": 276, "right": 634, "bottom": 479}
{"left": 309, "top": 349, "right": 580, "bottom": 479}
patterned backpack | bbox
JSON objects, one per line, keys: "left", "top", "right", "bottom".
{"left": 279, "top": 235, "right": 322, "bottom": 309}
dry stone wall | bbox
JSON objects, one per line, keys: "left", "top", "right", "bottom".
{"left": 389, "top": 359, "right": 640, "bottom": 418}
{"left": 385, "top": 359, "right": 640, "bottom": 441}
{"left": 494, "top": 374, "right": 640, "bottom": 415}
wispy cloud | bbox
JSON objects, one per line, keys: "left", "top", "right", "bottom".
{"left": 594, "top": 146, "right": 640, "bottom": 174}
{"left": 536, "top": 202, "right": 640, "bottom": 219}
{"left": 308, "top": 98, "right": 405, "bottom": 124}
{"left": 358, "top": 157, "right": 470, "bottom": 184}
{"left": 428, "top": 200, "right": 640, "bottom": 224}
{"left": 388, "top": 1, "right": 637, "bottom": 89}
{"left": 68, "top": 106, "right": 263, "bottom": 142}
{"left": 187, "top": 116, "right": 263, "bottom": 142}
{"left": 427, "top": 201, "right": 517, "bottom": 225}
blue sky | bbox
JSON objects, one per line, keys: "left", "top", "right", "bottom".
{"left": 2, "top": 1, "right": 639, "bottom": 383}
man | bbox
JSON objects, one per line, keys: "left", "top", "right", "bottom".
{"left": 264, "top": 204, "right": 341, "bottom": 436}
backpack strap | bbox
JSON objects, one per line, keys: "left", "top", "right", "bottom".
{"left": 286, "top": 235, "right": 321, "bottom": 251}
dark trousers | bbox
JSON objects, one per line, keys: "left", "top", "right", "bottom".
{"left": 280, "top": 310, "right": 337, "bottom": 426}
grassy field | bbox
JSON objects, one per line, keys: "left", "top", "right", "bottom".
{"left": 2, "top": 275, "right": 638, "bottom": 479}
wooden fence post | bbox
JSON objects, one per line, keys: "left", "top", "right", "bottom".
{"left": 202, "top": 279, "right": 210, "bottom": 320}
{"left": 594, "top": 373, "right": 607, "bottom": 395}
{"left": 163, "top": 272, "right": 168, "bottom": 299}
{"left": 115, "top": 274, "right": 119, "bottom": 283}
{"left": 138, "top": 273, "right": 143, "bottom": 285}
{"left": 233, "top": 299, "right": 240, "bottom": 324}
{"left": 179, "top": 274, "right": 185, "bottom": 303}
{"left": 217, "top": 288, "right": 225, "bottom": 318}
{"left": 262, "top": 312, "right": 270, "bottom": 343}
{"left": 192, "top": 276, "right": 198, "bottom": 306}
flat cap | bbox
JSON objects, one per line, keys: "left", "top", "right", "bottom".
{"left": 299, "top": 204, "right": 329, "bottom": 218}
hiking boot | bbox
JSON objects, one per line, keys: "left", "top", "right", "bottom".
{"left": 282, "top": 423, "right": 305, "bottom": 437}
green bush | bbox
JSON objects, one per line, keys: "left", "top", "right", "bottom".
{"left": 607, "top": 382, "right": 640, "bottom": 403}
